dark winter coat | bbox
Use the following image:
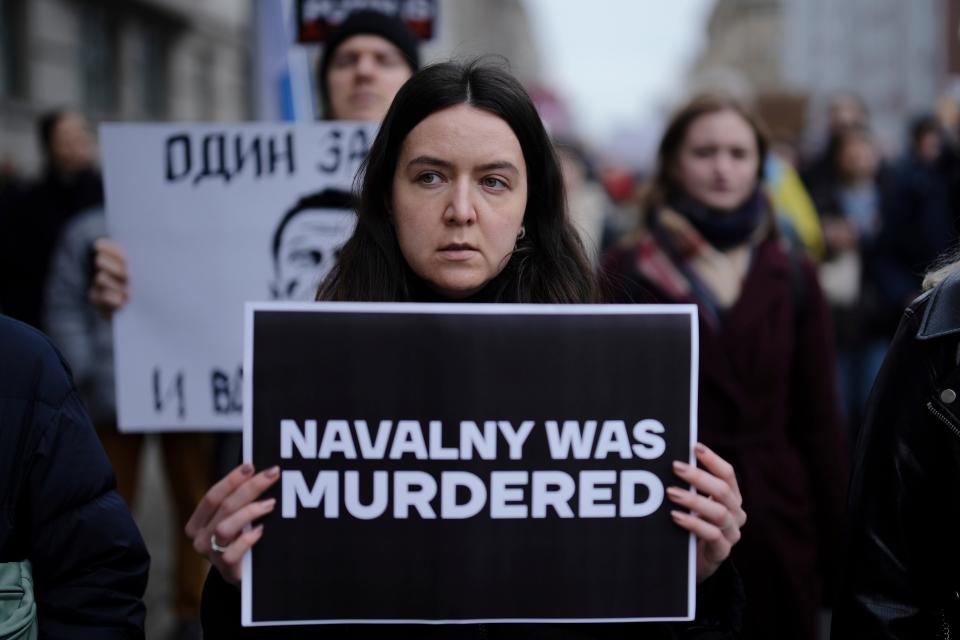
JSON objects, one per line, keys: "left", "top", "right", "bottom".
{"left": 0, "top": 314, "right": 149, "bottom": 638}
{"left": 0, "top": 168, "right": 102, "bottom": 330}
{"left": 869, "top": 155, "right": 959, "bottom": 338}
{"left": 832, "top": 267, "right": 960, "bottom": 638}
{"left": 605, "top": 234, "right": 848, "bottom": 640}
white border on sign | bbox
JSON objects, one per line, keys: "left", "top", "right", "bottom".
{"left": 688, "top": 307, "right": 699, "bottom": 620}
{"left": 241, "top": 301, "right": 699, "bottom": 627}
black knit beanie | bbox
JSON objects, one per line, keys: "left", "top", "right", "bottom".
{"left": 318, "top": 10, "right": 420, "bottom": 115}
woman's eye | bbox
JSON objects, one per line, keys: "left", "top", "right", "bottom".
{"left": 417, "top": 172, "right": 442, "bottom": 185}
{"left": 482, "top": 176, "right": 507, "bottom": 190}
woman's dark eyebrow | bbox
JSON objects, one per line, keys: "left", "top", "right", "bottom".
{"left": 407, "top": 156, "right": 520, "bottom": 175}
{"left": 476, "top": 161, "right": 520, "bottom": 175}
{"left": 407, "top": 155, "right": 453, "bottom": 170}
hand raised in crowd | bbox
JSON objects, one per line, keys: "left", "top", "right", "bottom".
{"left": 668, "top": 442, "right": 747, "bottom": 583}
{"left": 185, "top": 463, "right": 280, "bottom": 585}
{"left": 821, "top": 216, "right": 860, "bottom": 253}
{"left": 88, "top": 237, "right": 130, "bottom": 317}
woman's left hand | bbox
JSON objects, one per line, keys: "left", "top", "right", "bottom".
{"left": 667, "top": 442, "right": 747, "bottom": 583}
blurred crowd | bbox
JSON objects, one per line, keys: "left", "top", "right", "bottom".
{"left": 2, "top": 7, "right": 960, "bottom": 640}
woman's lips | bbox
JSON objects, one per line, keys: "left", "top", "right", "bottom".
{"left": 349, "top": 92, "right": 382, "bottom": 107}
{"left": 439, "top": 244, "right": 479, "bottom": 261}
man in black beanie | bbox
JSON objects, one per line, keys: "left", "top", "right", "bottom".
{"left": 317, "top": 9, "right": 421, "bottom": 122}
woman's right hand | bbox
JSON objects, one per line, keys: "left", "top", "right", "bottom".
{"left": 185, "top": 463, "right": 280, "bottom": 585}
{"left": 88, "top": 238, "right": 130, "bottom": 317}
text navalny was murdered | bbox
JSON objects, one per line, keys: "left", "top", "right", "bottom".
{"left": 279, "top": 417, "right": 670, "bottom": 520}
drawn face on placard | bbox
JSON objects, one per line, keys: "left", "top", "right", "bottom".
{"left": 271, "top": 205, "right": 357, "bottom": 300}
{"left": 391, "top": 104, "right": 527, "bottom": 299}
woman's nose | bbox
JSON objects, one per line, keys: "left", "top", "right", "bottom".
{"left": 443, "top": 180, "right": 477, "bottom": 225}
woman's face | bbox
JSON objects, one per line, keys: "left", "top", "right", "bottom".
{"left": 391, "top": 104, "right": 528, "bottom": 299}
{"left": 837, "top": 133, "right": 879, "bottom": 182}
{"left": 672, "top": 109, "right": 759, "bottom": 212}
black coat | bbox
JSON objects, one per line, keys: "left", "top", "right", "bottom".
{"left": 833, "top": 267, "right": 960, "bottom": 638}
{"left": 0, "top": 168, "right": 102, "bottom": 330}
{"left": 200, "top": 558, "right": 743, "bottom": 639}
{"left": 869, "top": 155, "right": 959, "bottom": 338}
{"left": 0, "top": 315, "right": 149, "bottom": 638}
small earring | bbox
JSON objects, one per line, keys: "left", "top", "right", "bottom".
{"left": 517, "top": 225, "right": 526, "bottom": 241}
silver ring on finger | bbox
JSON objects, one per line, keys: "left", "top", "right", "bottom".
{"left": 210, "top": 533, "right": 229, "bottom": 554}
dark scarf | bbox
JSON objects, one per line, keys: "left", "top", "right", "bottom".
{"left": 666, "top": 187, "right": 764, "bottom": 251}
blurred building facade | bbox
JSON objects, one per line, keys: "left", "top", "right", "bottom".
{"left": 0, "top": 0, "right": 253, "bottom": 175}
{"left": 1, "top": 0, "right": 542, "bottom": 176}
{"left": 423, "top": 0, "right": 541, "bottom": 84}
{"left": 689, "top": 0, "right": 957, "bottom": 154}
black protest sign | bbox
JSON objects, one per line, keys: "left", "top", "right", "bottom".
{"left": 296, "top": 0, "right": 438, "bottom": 43}
{"left": 242, "top": 303, "right": 698, "bottom": 626}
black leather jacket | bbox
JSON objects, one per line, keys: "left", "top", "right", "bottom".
{"left": 833, "top": 268, "right": 960, "bottom": 639}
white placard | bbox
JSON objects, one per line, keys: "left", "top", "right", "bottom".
{"left": 101, "top": 122, "right": 377, "bottom": 431}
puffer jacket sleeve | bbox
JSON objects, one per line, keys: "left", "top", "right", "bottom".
{"left": 10, "top": 320, "right": 149, "bottom": 638}
{"left": 832, "top": 302, "right": 960, "bottom": 638}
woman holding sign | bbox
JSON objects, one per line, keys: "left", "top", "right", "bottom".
{"left": 604, "top": 95, "right": 848, "bottom": 640}
{"left": 188, "top": 61, "right": 748, "bottom": 638}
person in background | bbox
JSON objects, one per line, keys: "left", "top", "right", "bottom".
{"left": 45, "top": 202, "right": 214, "bottom": 640}
{"left": 315, "top": 9, "right": 419, "bottom": 122}
{"left": 0, "top": 111, "right": 101, "bottom": 330}
{"left": 604, "top": 93, "right": 848, "bottom": 640}
{"left": 808, "top": 125, "right": 893, "bottom": 445}
{"left": 0, "top": 313, "right": 149, "bottom": 638}
{"left": 870, "top": 115, "right": 960, "bottom": 343}
{"left": 832, "top": 253, "right": 960, "bottom": 638}
{"left": 188, "top": 59, "right": 748, "bottom": 640}
{"left": 556, "top": 140, "right": 612, "bottom": 265}
{"left": 801, "top": 92, "right": 870, "bottom": 196}
{"left": 75, "top": 11, "right": 422, "bottom": 638}
{"left": 90, "top": 7, "right": 421, "bottom": 309}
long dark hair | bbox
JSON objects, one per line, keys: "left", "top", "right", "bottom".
{"left": 317, "top": 60, "right": 599, "bottom": 303}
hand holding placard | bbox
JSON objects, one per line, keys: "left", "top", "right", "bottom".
{"left": 666, "top": 443, "right": 746, "bottom": 583}
{"left": 185, "top": 463, "right": 280, "bottom": 585}
{"left": 185, "top": 442, "right": 745, "bottom": 587}
{"left": 88, "top": 237, "right": 129, "bottom": 317}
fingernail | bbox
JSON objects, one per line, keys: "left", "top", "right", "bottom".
{"left": 666, "top": 487, "right": 684, "bottom": 499}
{"left": 240, "top": 463, "right": 254, "bottom": 476}
{"left": 261, "top": 498, "right": 276, "bottom": 510}
{"left": 265, "top": 466, "right": 280, "bottom": 478}
{"left": 253, "top": 524, "right": 264, "bottom": 535}
{"left": 694, "top": 443, "right": 707, "bottom": 455}
{"left": 670, "top": 510, "right": 685, "bottom": 520}
{"left": 673, "top": 460, "right": 689, "bottom": 472}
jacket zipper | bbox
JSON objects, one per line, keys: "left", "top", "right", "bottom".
{"left": 927, "top": 401, "right": 960, "bottom": 441}
{"left": 929, "top": 396, "right": 960, "bottom": 640}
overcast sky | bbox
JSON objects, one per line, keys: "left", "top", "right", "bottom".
{"left": 523, "top": 0, "right": 716, "bottom": 143}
